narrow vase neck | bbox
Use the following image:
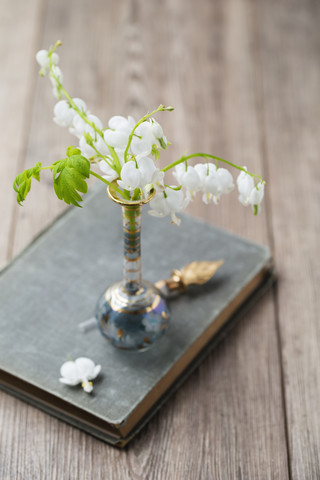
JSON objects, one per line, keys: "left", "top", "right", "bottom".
{"left": 122, "top": 204, "right": 142, "bottom": 293}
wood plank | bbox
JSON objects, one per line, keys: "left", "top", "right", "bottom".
{"left": 0, "top": 0, "right": 290, "bottom": 477}
{"left": 256, "top": 0, "right": 320, "bottom": 477}
{"left": 0, "top": 0, "right": 44, "bottom": 269}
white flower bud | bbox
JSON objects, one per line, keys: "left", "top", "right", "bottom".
{"left": 148, "top": 188, "right": 186, "bottom": 225}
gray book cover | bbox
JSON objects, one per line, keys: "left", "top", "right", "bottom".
{"left": 0, "top": 187, "right": 272, "bottom": 446}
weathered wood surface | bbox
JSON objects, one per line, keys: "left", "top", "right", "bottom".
{"left": 0, "top": 0, "right": 318, "bottom": 478}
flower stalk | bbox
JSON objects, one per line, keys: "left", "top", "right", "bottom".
{"left": 13, "top": 41, "right": 266, "bottom": 220}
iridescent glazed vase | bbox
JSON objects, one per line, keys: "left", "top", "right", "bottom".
{"left": 95, "top": 186, "right": 170, "bottom": 351}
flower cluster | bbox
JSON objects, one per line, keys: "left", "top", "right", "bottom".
{"left": 13, "top": 41, "right": 265, "bottom": 225}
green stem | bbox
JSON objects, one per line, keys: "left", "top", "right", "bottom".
{"left": 162, "top": 153, "right": 265, "bottom": 184}
{"left": 48, "top": 52, "right": 121, "bottom": 176}
{"left": 164, "top": 184, "right": 182, "bottom": 191}
{"left": 89, "top": 170, "right": 130, "bottom": 199}
{"left": 123, "top": 105, "right": 172, "bottom": 163}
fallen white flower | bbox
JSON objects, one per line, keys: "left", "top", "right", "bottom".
{"left": 59, "top": 357, "right": 101, "bottom": 394}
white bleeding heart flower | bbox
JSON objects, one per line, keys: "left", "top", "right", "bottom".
{"left": 79, "top": 136, "right": 96, "bottom": 157}
{"left": 117, "top": 161, "right": 142, "bottom": 191}
{"left": 53, "top": 98, "right": 87, "bottom": 128}
{"left": 173, "top": 164, "right": 202, "bottom": 198}
{"left": 117, "top": 158, "right": 164, "bottom": 195}
{"left": 53, "top": 100, "right": 75, "bottom": 127}
{"left": 249, "top": 182, "right": 264, "bottom": 205}
{"left": 92, "top": 134, "right": 110, "bottom": 156}
{"left": 49, "top": 65, "right": 63, "bottom": 98}
{"left": 79, "top": 133, "right": 110, "bottom": 158}
{"left": 108, "top": 115, "right": 136, "bottom": 131}
{"left": 131, "top": 119, "right": 167, "bottom": 156}
{"left": 137, "top": 157, "right": 164, "bottom": 191}
{"left": 99, "top": 159, "right": 119, "bottom": 182}
{"left": 212, "top": 167, "right": 234, "bottom": 203}
{"left": 237, "top": 168, "right": 264, "bottom": 214}
{"left": 194, "top": 163, "right": 234, "bottom": 204}
{"left": 237, "top": 167, "right": 255, "bottom": 205}
{"left": 32, "top": 43, "right": 266, "bottom": 220}
{"left": 131, "top": 122, "right": 155, "bottom": 156}
{"left": 104, "top": 129, "right": 129, "bottom": 149}
{"left": 70, "top": 114, "right": 103, "bottom": 139}
{"left": 36, "top": 49, "right": 59, "bottom": 74}
{"left": 150, "top": 118, "right": 167, "bottom": 149}
{"left": 59, "top": 357, "right": 101, "bottom": 394}
{"left": 148, "top": 187, "right": 186, "bottom": 225}
{"left": 104, "top": 115, "right": 135, "bottom": 149}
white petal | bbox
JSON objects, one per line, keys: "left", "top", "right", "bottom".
{"left": 137, "top": 157, "right": 156, "bottom": 185}
{"left": 118, "top": 162, "right": 141, "bottom": 190}
{"left": 82, "top": 381, "right": 93, "bottom": 393}
{"left": 59, "top": 377, "right": 80, "bottom": 386}
{"left": 109, "top": 115, "right": 129, "bottom": 130}
{"left": 99, "top": 160, "right": 119, "bottom": 182}
{"left": 202, "top": 192, "right": 212, "bottom": 205}
{"left": 72, "top": 114, "right": 86, "bottom": 132}
{"left": 60, "top": 361, "right": 80, "bottom": 383}
{"left": 204, "top": 175, "right": 220, "bottom": 195}
{"left": 148, "top": 209, "right": 166, "bottom": 218}
{"left": 131, "top": 122, "right": 154, "bottom": 155}
{"left": 237, "top": 168, "right": 254, "bottom": 198}
{"left": 165, "top": 188, "right": 184, "bottom": 211}
{"left": 182, "top": 168, "right": 201, "bottom": 191}
{"left": 79, "top": 136, "right": 96, "bottom": 157}
{"left": 88, "top": 364, "right": 101, "bottom": 380}
{"left": 131, "top": 138, "right": 153, "bottom": 156}
{"left": 216, "top": 168, "right": 234, "bottom": 194}
{"left": 51, "top": 52, "right": 59, "bottom": 65}
{"left": 173, "top": 164, "right": 185, "bottom": 184}
{"left": 236, "top": 167, "right": 248, "bottom": 186}
{"left": 104, "top": 129, "right": 129, "bottom": 149}
{"left": 249, "top": 182, "right": 264, "bottom": 205}
{"left": 73, "top": 98, "right": 87, "bottom": 113}
{"left": 150, "top": 119, "right": 163, "bottom": 139}
{"left": 87, "top": 114, "right": 103, "bottom": 131}
{"left": 36, "top": 50, "right": 49, "bottom": 68}
{"left": 194, "top": 163, "right": 207, "bottom": 183}
{"left": 53, "top": 100, "right": 75, "bottom": 127}
{"left": 51, "top": 65, "right": 63, "bottom": 81}
{"left": 170, "top": 212, "right": 181, "bottom": 226}
{"left": 149, "top": 193, "right": 170, "bottom": 216}
{"left": 75, "top": 357, "right": 96, "bottom": 378}
{"left": 94, "top": 134, "right": 110, "bottom": 156}
{"left": 238, "top": 194, "right": 249, "bottom": 206}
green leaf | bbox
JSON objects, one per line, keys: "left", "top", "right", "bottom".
{"left": 13, "top": 162, "right": 42, "bottom": 205}
{"left": 66, "top": 146, "right": 81, "bottom": 157}
{"left": 52, "top": 153, "right": 90, "bottom": 207}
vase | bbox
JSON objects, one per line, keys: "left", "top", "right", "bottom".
{"left": 95, "top": 185, "right": 170, "bottom": 351}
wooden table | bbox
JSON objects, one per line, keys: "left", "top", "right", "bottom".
{"left": 0, "top": 0, "right": 319, "bottom": 478}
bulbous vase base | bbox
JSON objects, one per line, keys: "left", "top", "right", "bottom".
{"left": 95, "top": 281, "right": 170, "bottom": 351}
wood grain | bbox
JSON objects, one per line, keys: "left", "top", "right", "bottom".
{"left": 255, "top": 0, "right": 320, "bottom": 478}
{"left": 0, "top": 0, "right": 319, "bottom": 477}
{"left": 0, "top": 0, "right": 44, "bottom": 269}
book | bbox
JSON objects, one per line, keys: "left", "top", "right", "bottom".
{"left": 0, "top": 186, "right": 273, "bottom": 447}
